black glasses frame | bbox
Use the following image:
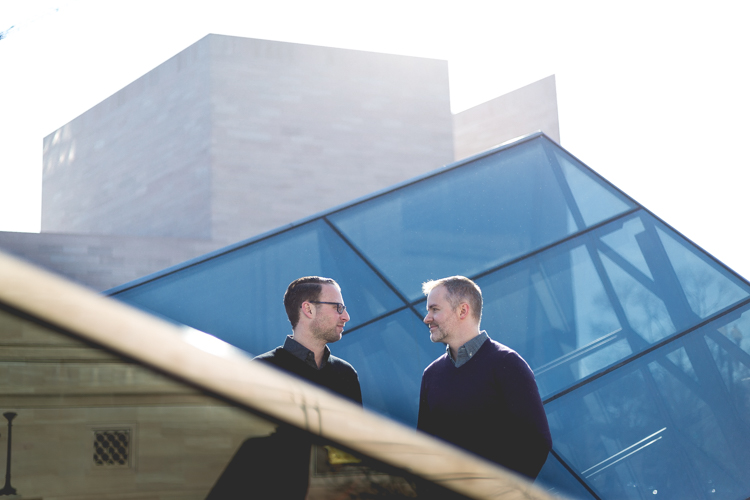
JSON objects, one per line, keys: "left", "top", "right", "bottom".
{"left": 308, "top": 301, "right": 346, "bottom": 314}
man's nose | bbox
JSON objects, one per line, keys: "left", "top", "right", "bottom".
{"left": 342, "top": 309, "right": 350, "bottom": 322}
{"left": 423, "top": 314, "right": 430, "bottom": 324}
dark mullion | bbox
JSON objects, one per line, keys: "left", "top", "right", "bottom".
{"left": 467, "top": 207, "right": 640, "bottom": 285}
{"left": 595, "top": 238, "right": 659, "bottom": 297}
{"left": 541, "top": 139, "right": 587, "bottom": 231}
{"left": 323, "top": 217, "right": 426, "bottom": 323}
{"left": 584, "top": 233, "right": 652, "bottom": 355}
{"left": 323, "top": 218, "right": 409, "bottom": 303}
{"left": 547, "top": 449, "right": 603, "bottom": 500}
{"left": 705, "top": 328, "right": 750, "bottom": 368}
{"left": 342, "top": 305, "right": 410, "bottom": 336}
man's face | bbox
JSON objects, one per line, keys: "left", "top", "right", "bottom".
{"left": 424, "top": 285, "right": 459, "bottom": 344}
{"left": 310, "top": 284, "right": 350, "bottom": 344}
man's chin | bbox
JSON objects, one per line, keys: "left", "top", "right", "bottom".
{"left": 328, "top": 331, "right": 344, "bottom": 343}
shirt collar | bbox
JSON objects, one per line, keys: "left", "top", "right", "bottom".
{"left": 449, "top": 330, "right": 489, "bottom": 368}
{"left": 283, "top": 335, "right": 330, "bottom": 370}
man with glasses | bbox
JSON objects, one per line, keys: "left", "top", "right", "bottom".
{"left": 207, "top": 277, "right": 361, "bottom": 499}
{"left": 254, "top": 276, "right": 362, "bottom": 403}
{"left": 209, "top": 277, "right": 361, "bottom": 499}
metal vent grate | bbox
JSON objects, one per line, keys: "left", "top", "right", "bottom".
{"left": 93, "top": 429, "right": 130, "bottom": 466}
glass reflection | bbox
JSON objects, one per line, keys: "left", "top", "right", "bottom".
{"left": 478, "top": 240, "right": 626, "bottom": 398}
{"left": 0, "top": 306, "right": 429, "bottom": 499}
{"left": 546, "top": 306, "right": 750, "bottom": 499}
{"left": 656, "top": 226, "right": 748, "bottom": 319}
{"left": 598, "top": 214, "right": 749, "bottom": 339}
{"left": 476, "top": 211, "right": 750, "bottom": 400}
{"left": 599, "top": 249, "right": 676, "bottom": 343}
{"left": 535, "top": 452, "right": 598, "bottom": 500}
{"left": 708, "top": 310, "right": 750, "bottom": 428}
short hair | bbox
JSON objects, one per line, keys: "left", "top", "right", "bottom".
{"left": 284, "top": 276, "right": 339, "bottom": 328}
{"left": 422, "top": 276, "right": 482, "bottom": 323}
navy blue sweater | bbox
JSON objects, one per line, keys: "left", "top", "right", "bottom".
{"left": 418, "top": 337, "right": 552, "bottom": 479}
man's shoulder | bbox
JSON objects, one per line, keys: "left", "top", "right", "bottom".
{"left": 253, "top": 347, "right": 286, "bottom": 363}
{"left": 327, "top": 354, "right": 358, "bottom": 375}
{"left": 423, "top": 352, "right": 451, "bottom": 375}
{"left": 481, "top": 338, "right": 534, "bottom": 373}
{"left": 477, "top": 337, "right": 523, "bottom": 359}
{"left": 483, "top": 338, "right": 517, "bottom": 357}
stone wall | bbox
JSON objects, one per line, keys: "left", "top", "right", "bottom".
{"left": 41, "top": 35, "right": 454, "bottom": 246}
{"left": 0, "top": 232, "right": 220, "bottom": 291}
{"left": 42, "top": 39, "right": 213, "bottom": 239}
{"left": 7, "top": 37, "right": 558, "bottom": 292}
{"left": 208, "top": 35, "right": 455, "bottom": 244}
{"left": 453, "top": 75, "right": 560, "bottom": 161}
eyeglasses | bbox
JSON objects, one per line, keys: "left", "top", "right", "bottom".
{"left": 308, "top": 301, "right": 347, "bottom": 314}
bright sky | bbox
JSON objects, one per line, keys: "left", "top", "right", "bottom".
{"left": 1, "top": 1, "right": 749, "bottom": 278}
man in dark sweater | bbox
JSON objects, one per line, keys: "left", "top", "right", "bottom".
{"left": 207, "top": 276, "right": 361, "bottom": 499}
{"left": 418, "top": 276, "right": 551, "bottom": 484}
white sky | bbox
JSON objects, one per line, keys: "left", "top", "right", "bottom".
{"left": 1, "top": 1, "right": 749, "bottom": 278}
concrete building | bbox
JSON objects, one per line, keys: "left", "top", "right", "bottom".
{"left": 0, "top": 34, "right": 560, "bottom": 291}
{"left": 453, "top": 74, "right": 559, "bottom": 160}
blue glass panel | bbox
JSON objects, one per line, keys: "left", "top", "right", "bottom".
{"left": 546, "top": 305, "right": 750, "bottom": 500}
{"left": 656, "top": 226, "right": 749, "bottom": 320}
{"left": 475, "top": 210, "right": 750, "bottom": 400}
{"left": 330, "top": 138, "right": 580, "bottom": 301}
{"left": 113, "top": 220, "right": 404, "bottom": 355}
{"left": 704, "top": 310, "right": 750, "bottom": 428}
{"left": 598, "top": 216, "right": 653, "bottom": 278}
{"left": 333, "top": 309, "right": 444, "bottom": 426}
{"left": 598, "top": 213, "right": 750, "bottom": 340}
{"left": 599, "top": 250, "right": 677, "bottom": 343}
{"left": 553, "top": 147, "right": 634, "bottom": 227}
{"left": 536, "top": 453, "right": 597, "bottom": 500}
{"left": 478, "top": 240, "right": 627, "bottom": 399}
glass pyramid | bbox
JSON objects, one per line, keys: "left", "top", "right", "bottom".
{"left": 110, "top": 133, "right": 750, "bottom": 499}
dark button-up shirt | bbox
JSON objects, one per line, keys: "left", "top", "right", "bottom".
{"left": 449, "top": 330, "right": 489, "bottom": 368}
{"left": 283, "top": 335, "right": 330, "bottom": 369}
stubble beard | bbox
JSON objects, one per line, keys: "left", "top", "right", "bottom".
{"left": 429, "top": 325, "right": 448, "bottom": 344}
{"left": 311, "top": 317, "right": 342, "bottom": 344}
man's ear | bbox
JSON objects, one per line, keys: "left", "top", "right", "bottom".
{"left": 300, "top": 302, "right": 315, "bottom": 320}
{"left": 458, "top": 302, "right": 470, "bottom": 320}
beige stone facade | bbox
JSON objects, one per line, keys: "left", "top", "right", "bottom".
{"left": 453, "top": 75, "right": 560, "bottom": 161}
{"left": 0, "top": 231, "right": 221, "bottom": 292}
{"left": 1, "top": 35, "right": 559, "bottom": 292}
{"left": 41, "top": 35, "right": 454, "bottom": 244}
